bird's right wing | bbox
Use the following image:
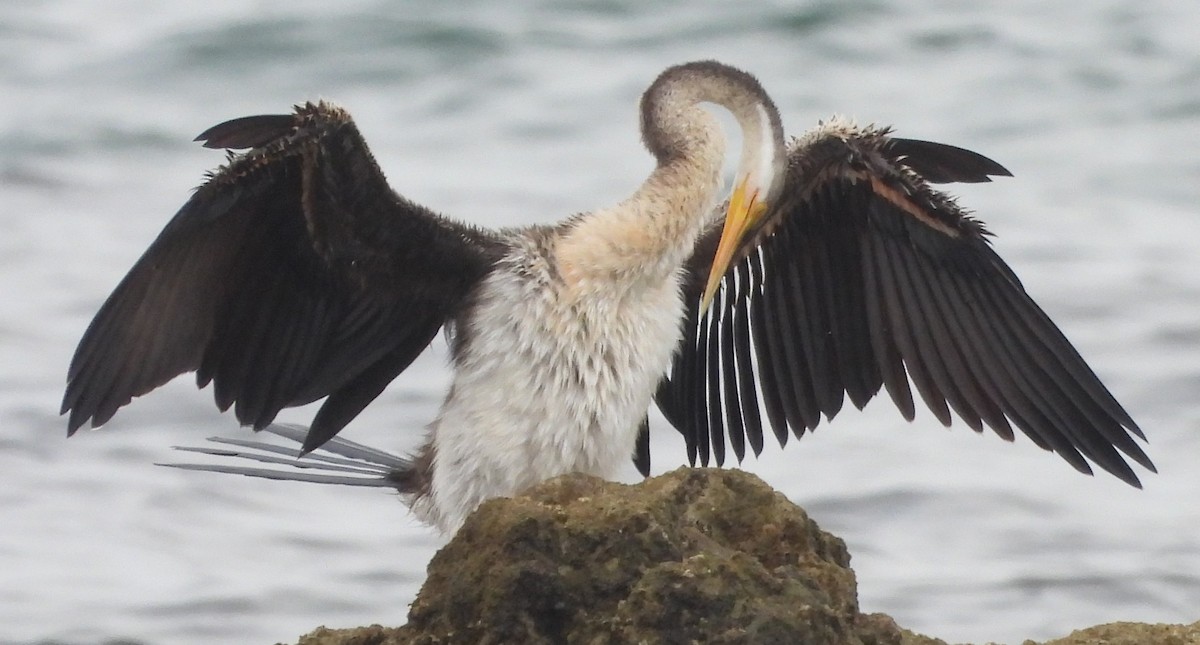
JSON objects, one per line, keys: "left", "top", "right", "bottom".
{"left": 62, "top": 102, "right": 503, "bottom": 452}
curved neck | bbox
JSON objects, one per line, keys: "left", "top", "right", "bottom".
{"left": 555, "top": 62, "right": 785, "bottom": 292}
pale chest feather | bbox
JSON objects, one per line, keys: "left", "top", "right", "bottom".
{"left": 419, "top": 239, "right": 686, "bottom": 532}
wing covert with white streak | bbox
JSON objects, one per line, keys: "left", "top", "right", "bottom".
{"left": 656, "top": 119, "right": 1154, "bottom": 487}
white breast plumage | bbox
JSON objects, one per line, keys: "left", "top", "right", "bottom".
{"left": 417, "top": 231, "right": 686, "bottom": 532}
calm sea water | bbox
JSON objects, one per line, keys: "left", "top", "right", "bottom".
{"left": 3, "top": 1, "right": 1198, "bottom": 643}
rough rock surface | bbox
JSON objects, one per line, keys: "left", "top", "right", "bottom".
{"left": 287, "top": 468, "right": 1198, "bottom": 645}
{"left": 1032, "top": 620, "right": 1200, "bottom": 645}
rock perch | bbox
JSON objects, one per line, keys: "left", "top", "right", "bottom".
{"left": 289, "top": 468, "right": 1197, "bottom": 645}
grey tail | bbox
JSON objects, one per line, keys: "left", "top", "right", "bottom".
{"left": 159, "top": 423, "right": 412, "bottom": 490}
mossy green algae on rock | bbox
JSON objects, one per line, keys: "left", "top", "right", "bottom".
{"left": 303, "top": 467, "right": 923, "bottom": 644}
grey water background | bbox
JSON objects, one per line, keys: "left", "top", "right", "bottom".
{"left": 2, "top": 1, "right": 1198, "bottom": 643}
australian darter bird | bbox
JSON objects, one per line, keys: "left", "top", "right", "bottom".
{"left": 61, "top": 61, "right": 1154, "bottom": 533}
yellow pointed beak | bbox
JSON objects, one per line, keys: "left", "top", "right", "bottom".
{"left": 700, "top": 175, "right": 768, "bottom": 312}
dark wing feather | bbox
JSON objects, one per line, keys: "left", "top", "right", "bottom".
{"left": 886, "top": 137, "right": 1013, "bottom": 184}
{"left": 63, "top": 102, "right": 502, "bottom": 453}
{"left": 633, "top": 416, "right": 651, "bottom": 477}
{"left": 659, "top": 120, "right": 1154, "bottom": 486}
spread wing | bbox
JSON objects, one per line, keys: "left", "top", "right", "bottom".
{"left": 62, "top": 102, "right": 502, "bottom": 453}
{"left": 656, "top": 119, "right": 1154, "bottom": 486}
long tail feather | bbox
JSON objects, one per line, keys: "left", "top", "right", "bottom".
{"left": 161, "top": 463, "right": 399, "bottom": 487}
{"left": 159, "top": 423, "right": 411, "bottom": 490}
{"left": 172, "top": 445, "right": 389, "bottom": 476}
{"left": 262, "top": 424, "right": 410, "bottom": 468}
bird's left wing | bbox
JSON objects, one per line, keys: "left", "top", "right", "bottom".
{"left": 655, "top": 119, "right": 1154, "bottom": 486}
{"left": 62, "top": 102, "right": 502, "bottom": 452}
